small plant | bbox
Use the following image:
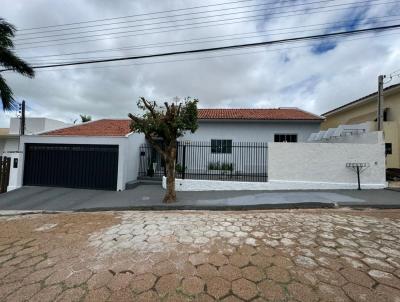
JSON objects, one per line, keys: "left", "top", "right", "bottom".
{"left": 208, "top": 162, "right": 220, "bottom": 170}
{"left": 221, "top": 162, "right": 233, "bottom": 171}
{"left": 175, "top": 163, "right": 186, "bottom": 173}
{"left": 208, "top": 162, "right": 233, "bottom": 171}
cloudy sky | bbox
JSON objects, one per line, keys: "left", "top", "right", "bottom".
{"left": 1, "top": 0, "right": 400, "bottom": 127}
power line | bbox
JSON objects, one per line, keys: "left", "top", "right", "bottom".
{"left": 12, "top": 24, "right": 400, "bottom": 70}
{"left": 20, "top": 14, "right": 400, "bottom": 61}
{"left": 16, "top": 0, "right": 332, "bottom": 37}
{"left": 16, "top": 1, "right": 396, "bottom": 49}
{"left": 18, "top": 0, "right": 255, "bottom": 31}
{"left": 30, "top": 31, "right": 400, "bottom": 72}
{"left": 16, "top": 0, "right": 392, "bottom": 44}
{"left": 24, "top": 18, "right": 400, "bottom": 64}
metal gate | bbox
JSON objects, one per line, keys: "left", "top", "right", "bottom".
{"left": 23, "top": 144, "right": 119, "bottom": 190}
{"left": 0, "top": 156, "right": 11, "bottom": 193}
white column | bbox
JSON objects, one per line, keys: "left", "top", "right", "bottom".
{"left": 4, "top": 152, "right": 24, "bottom": 192}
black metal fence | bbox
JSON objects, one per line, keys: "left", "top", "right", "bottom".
{"left": 138, "top": 141, "right": 268, "bottom": 182}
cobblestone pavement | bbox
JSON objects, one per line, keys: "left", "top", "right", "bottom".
{"left": 1, "top": 210, "right": 400, "bottom": 301}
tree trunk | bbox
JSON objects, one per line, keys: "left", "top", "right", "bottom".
{"left": 163, "top": 146, "right": 177, "bottom": 203}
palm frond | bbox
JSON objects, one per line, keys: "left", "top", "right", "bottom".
{"left": 0, "top": 48, "right": 35, "bottom": 77}
{"left": 0, "top": 74, "right": 17, "bottom": 111}
{"left": 0, "top": 18, "right": 15, "bottom": 48}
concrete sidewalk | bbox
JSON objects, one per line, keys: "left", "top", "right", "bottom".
{"left": 0, "top": 184, "right": 399, "bottom": 211}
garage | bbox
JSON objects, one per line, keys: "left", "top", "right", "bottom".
{"left": 23, "top": 143, "right": 119, "bottom": 190}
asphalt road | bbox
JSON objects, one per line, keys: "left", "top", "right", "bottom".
{"left": 0, "top": 185, "right": 399, "bottom": 211}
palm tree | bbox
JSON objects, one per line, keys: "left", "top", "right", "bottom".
{"left": 80, "top": 114, "right": 92, "bottom": 123}
{"left": 0, "top": 18, "right": 34, "bottom": 111}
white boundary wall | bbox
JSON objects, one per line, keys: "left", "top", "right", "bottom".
{"left": 268, "top": 142, "right": 386, "bottom": 187}
{"left": 163, "top": 140, "right": 387, "bottom": 191}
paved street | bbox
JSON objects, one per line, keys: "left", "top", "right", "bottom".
{"left": 0, "top": 186, "right": 399, "bottom": 211}
{"left": 1, "top": 209, "right": 400, "bottom": 301}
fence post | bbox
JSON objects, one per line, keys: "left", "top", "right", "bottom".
{"left": 182, "top": 144, "right": 186, "bottom": 179}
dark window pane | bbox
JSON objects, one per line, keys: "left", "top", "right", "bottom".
{"left": 274, "top": 134, "right": 297, "bottom": 142}
{"left": 385, "top": 143, "right": 392, "bottom": 155}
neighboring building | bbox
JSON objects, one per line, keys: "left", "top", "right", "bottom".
{"left": 321, "top": 83, "right": 400, "bottom": 169}
{"left": 0, "top": 117, "right": 70, "bottom": 154}
{"left": 184, "top": 108, "right": 323, "bottom": 142}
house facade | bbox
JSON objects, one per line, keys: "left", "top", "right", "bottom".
{"left": 184, "top": 108, "right": 323, "bottom": 142}
{"left": 5, "top": 108, "right": 323, "bottom": 192}
{"left": 321, "top": 83, "right": 400, "bottom": 169}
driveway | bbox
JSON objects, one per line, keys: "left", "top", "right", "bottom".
{"left": 0, "top": 185, "right": 399, "bottom": 211}
{"left": 1, "top": 209, "right": 400, "bottom": 301}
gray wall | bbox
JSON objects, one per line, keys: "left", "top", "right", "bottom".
{"left": 9, "top": 118, "right": 70, "bottom": 135}
{"left": 182, "top": 120, "right": 321, "bottom": 142}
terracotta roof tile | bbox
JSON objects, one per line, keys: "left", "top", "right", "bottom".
{"left": 42, "top": 119, "right": 132, "bottom": 136}
{"left": 197, "top": 108, "right": 323, "bottom": 120}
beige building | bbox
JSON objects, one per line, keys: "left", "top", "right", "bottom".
{"left": 322, "top": 83, "right": 400, "bottom": 169}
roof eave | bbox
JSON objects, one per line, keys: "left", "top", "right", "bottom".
{"left": 198, "top": 118, "right": 323, "bottom": 122}
{"left": 323, "top": 83, "right": 400, "bottom": 116}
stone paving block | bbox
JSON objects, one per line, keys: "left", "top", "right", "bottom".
{"left": 219, "top": 264, "right": 242, "bottom": 281}
{"left": 340, "top": 268, "right": 376, "bottom": 288}
{"left": 155, "top": 274, "right": 182, "bottom": 295}
{"left": 317, "top": 283, "right": 350, "bottom": 302}
{"left": 56, "top": 287, "right": 85, "bottom": 302}
{"left": 368, "top": 269, "right": 400, "bottom": 289}
{"left": 197, "top": 263, "right": 219, "bottom": 280}
{"left": 258, "top": 279, "right": 285, "bottom": 301}
{"left": 265, "top": 265, "right": 290, "bottom": 283}
{"left": 64, "top": 269, "right": 92, "bottom": 288}
{"left": 83, "top": 287, "right": 110, "bottom": 302}
{"left": 0, "top": 282, "right": 22, "bottom": 300}
{"left": 287, "top": 282, "right": 319, "bottom": 302}
{"left": 130, "top": 273, "right": 157, "bottom": 293}
{"left": 87, "top": 271, "right": 113, "bottom": 290}
{"left": 181, "top": 276, "right": 205, "bottom": 295}
{"left": 208, "top": 253, "right": 229, "bottom": 267}
{"left": 232, "top": 278, "right": 258, "bottom": 301}
{"left": 375, "top": 284, "right": 400, "bottom": 302}
{"left": 206, "top": 277, "right": 231, "bottom": 299}
{"left": 229, "top": 253, "right": 250, "bottom": 268}
{"left": 30, "top": 285, "right": 63, "bottom": 302}
{"left": 241, "top": 265, "right": 265, "bottom": 282}
{"left": 342, "top": 283, "right": 380, "bottom": 302}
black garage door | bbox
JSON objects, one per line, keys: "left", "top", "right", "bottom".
{"left": 24, "top": 144, "right": 119, "bottom": 190}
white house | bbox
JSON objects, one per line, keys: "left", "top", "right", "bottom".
{"left": 3, "top": 108, "right": 322, "bottom": 192}
{"left": 3, "top": 107, "right": 386, "bottom": 193}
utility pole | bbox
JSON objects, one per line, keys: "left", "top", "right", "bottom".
{"left": 377, "top": 75, "right": 385, "bottom": 131}
{"left": 19, "top": 100, "right": 25, "bottom": 136}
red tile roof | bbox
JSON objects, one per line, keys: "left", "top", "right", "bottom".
{"left": 42, "top": 119, "right": 132, "bottom": 136}
{"left": 198, "top": 108, "right": 323, "bottom": 121}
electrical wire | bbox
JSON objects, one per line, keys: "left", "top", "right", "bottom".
{"left": 29, "top": 31, "right": 400, "bottom": 72}
{"left": 24, "top": 18, "right": 400, "bottom": 64}
{"left": 16, "top": 0, "right": 334, "bottom": 37}
{"left": 18, "top": 0, "right": 256, "bottom": 31}
{"left": 15, "top": 0, "right": 396, "bottom": 48}
{"left": 10, "top": 24, "right": 399, "bottom": 70}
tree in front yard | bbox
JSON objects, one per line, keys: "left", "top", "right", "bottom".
{"left": 0, "top": 18, "right": 35, "bottom": 111}
{"left": 128, "top": 97, "right": 198, "bottom": 203}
